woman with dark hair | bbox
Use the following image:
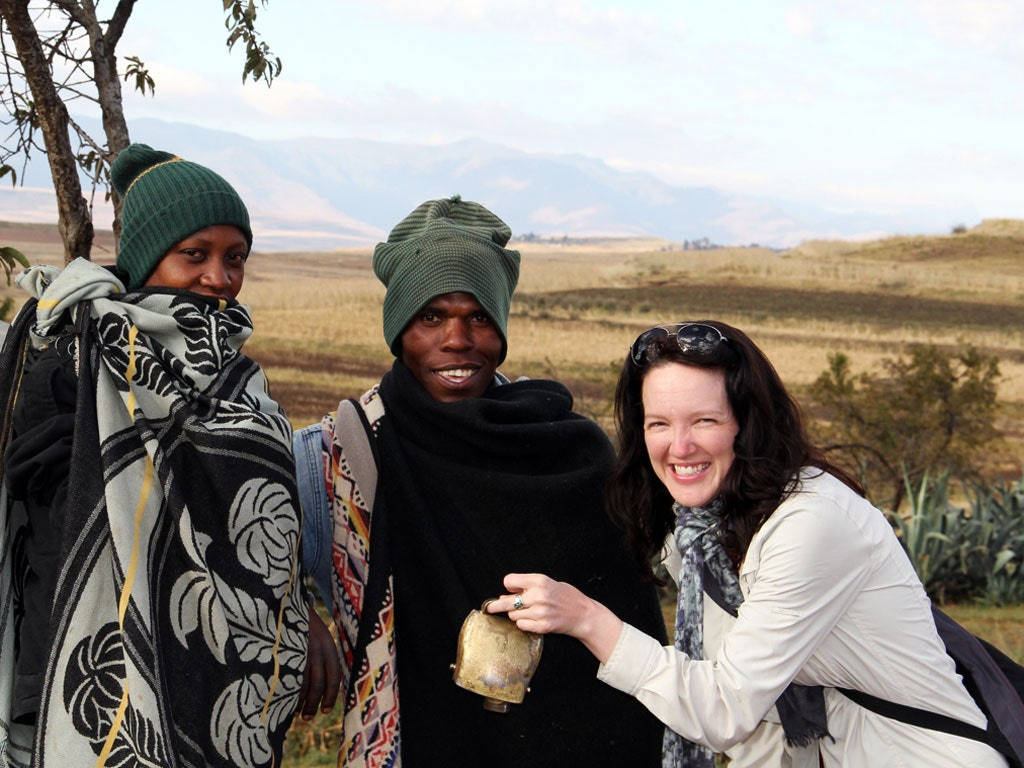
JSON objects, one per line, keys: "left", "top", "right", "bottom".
{"left": 488, "top": 321, "right": 1008, "bottom": 767}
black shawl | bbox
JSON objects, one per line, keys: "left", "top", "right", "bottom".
{"left": 374, "top": 360, "right": 666, "bottom": 767}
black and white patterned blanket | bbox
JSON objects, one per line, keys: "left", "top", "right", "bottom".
{"left": 1, "top": 259, "right": 307, "bottom": 767}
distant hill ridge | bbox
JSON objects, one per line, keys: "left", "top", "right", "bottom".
{"left": 4, "top": 218, "right": 1021, "bottom": 263}
{"left": 0, "top": 116, "right": 979, "bottom": 249}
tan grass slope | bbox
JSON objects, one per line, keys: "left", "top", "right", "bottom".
{"left": 2, "top": 219, "right": 1021, "bottom": 474}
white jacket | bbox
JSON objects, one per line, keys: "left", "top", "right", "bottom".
{"left": 598, "top": 470, "right": 1007, "bottom": 767}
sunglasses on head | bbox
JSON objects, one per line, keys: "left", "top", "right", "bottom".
{"left": 629, "top": 322, "right": 729, "bottom": 366}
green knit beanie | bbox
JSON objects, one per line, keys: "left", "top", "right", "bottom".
{"left": 111, "top": 143, "right": 252, "bottom": 290}
{"left": 373, "top": 195, "right": 521, "bottom": 361}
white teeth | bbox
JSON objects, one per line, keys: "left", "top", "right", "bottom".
{"left": 673, "top": 463, "right": 709, "bottom": 477}
{"left": 437, "top": 368, "right": 476, "bottom": 380}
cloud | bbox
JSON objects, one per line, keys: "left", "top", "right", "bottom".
{"left": 786, "top": 7, "right": 816, "bottom": 37}
{"left": 239, "top": 79, "right": 334, "bottom": 120}
{"left": 528, "top": 204, "right": 605, "bottom": 229}
{"left": 347, "top": 0, "right": 687, "bottom": 55}
{"left": 487, "top": 176, "right": 532, "bottom": 192}
{"left": 909, "top": 0, "right": 1023, "bottom": 50}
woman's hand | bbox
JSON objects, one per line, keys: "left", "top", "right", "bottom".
{"left": 486, "top": 573, "right": 624, "bottom": 664}
{"left": 298, "top": 601, "right": 341, "bottom": 720}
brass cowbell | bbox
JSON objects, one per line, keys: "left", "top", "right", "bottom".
{"left": 450, "top": 600, "right": 544, "bottom": 713}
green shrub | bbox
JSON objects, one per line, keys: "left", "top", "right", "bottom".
{"left": 811, "top": 346, "right": 1001, "bottom": 511}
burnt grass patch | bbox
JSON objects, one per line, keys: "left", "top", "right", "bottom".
{"left": 266, "top": 379, "right": 345, "bottom": 425}
{"left": 517, "top": 282, "right": 1024, "bottom": 335}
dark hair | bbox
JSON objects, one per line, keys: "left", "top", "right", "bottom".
{"left": 605, "top": 319, "right": 863, "bottom": 575}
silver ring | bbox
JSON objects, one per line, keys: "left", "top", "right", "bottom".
{"left": 512, "top": 595, "right": 525, "bottom": 611}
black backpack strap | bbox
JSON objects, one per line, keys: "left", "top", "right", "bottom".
{"left": 837, "top": 688, "right": 1007, "bottom": 755}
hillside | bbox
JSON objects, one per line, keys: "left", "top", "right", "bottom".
{"left": 0, "top": 117, "right": 976, "bottom": 250}
{"left": 3, "top": 219, "right": 1021, "bottom": 480}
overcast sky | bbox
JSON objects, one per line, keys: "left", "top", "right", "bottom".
{"left": 107, "top": 1, "right": 1023, "bottom": 222}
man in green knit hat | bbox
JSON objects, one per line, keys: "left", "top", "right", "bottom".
{"left": 0, "top": 143, "right": 336, "bottom": 767}
{"left": 296, "top": 195, "right": 666, "bottom": 767}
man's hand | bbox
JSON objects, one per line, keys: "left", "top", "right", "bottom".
{"left": 298, "top": 601, "right": 341, "bottom": 720}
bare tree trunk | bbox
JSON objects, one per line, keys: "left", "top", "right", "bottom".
{"left": 84, "top": 0, "right": 134, "bottom": 240}
{"left": 0, "top": 0, "right": 93, "bottom": 264}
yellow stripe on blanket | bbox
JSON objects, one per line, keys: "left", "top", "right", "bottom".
{"left": 125, "top": 325, "right": 139, "bottom": 415}
{"left": 263, "top": 531, "right": 302, "bottom": 725}
{"left": 98, "top": 322, "right": 153, "bottom": 765}
{"left": 94, "top": 681, "right": 130, "bottom": 768}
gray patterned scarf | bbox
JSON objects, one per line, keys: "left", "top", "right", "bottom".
{"left": 662, "top": 498, "right": 829, "bottom": 768}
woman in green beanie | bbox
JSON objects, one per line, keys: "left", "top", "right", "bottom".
{"left": 0, "top": 144, "right": 335, "bottom": 767}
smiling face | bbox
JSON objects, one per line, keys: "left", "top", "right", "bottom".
{"left": 400, "top": 291, "right": 503, "bottom": 402}
{"left": 143, "top": 224, "right": 248, "bottom": 300}
{"left": 641, "top": 362, "right": 739, "bottom": 508}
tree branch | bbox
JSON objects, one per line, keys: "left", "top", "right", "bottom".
{"left": 49, "top": 0, "right": 90, "bottom": 28}
{"left": 104, "top": 0, "right": 135, "bottom": 46}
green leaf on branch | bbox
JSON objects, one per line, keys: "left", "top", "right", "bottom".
{"left": 123, "top": 55, "right": 156, "bottom": 96}
{"left": 1, "top": 246, "right": 30, "bottom": 285}
{"left": 222, "top": 0, "right": 281, "bottom": 86}
{"left": 993, "top": 549, "right": 1018, "bottom": 574}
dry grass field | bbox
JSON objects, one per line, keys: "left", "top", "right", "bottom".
{"left": 235, "top": 224, "right": 1024, "bottom": 475}
{"left": 5, "top": 220, "right": 1022, "bottom": 448}
{"left": 3, "top": 215, "right": 1022, "bottom": 489}
{"left": 2, "top": 219, "right": 1022, "bottom": 765}
{"left": 3, "top": 218, "right": 1022, "bottom": 467}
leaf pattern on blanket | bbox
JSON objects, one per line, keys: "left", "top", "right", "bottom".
{"left": 229, "top": 478, "right": 300, "bottom": 597}
{"left": 63, "top": 622, "right": 168, "bottom": 765}
{"left": 169, "top": 484, "right": 307, "bottom": 764}
{"left": 210, "top": 672, "right": 301, "bottom": 767}
{"left": 94, "top": 313, "right": 178, "bottom": 399}
{"left": 170, "top": 502, "right": 305, "bottom": 669}
{"left": 170, "top": 508, "right": 231, "bottom": 663}
{"left": 202, "top": 390, "right": 287, "bottom": 437}
{"left": 63, "top": 623, "right": 126, "bottom": 741}
{"left": 216, "top": 586, "right": 307, "bottom": 671}
{"left": 104, "top": 704, "right": 167, "bottom": 768}
{"left": 171, "top": 301, "right": 247, "bottom": 376}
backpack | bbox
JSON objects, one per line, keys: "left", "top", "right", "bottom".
{"left": 838, "top": 605, "right": 1024, "bottom": 768}
{"left": 701, "top": 557, "right": 1024, "bottom": 766}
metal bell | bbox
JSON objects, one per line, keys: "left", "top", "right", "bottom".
{"left": 450, "top": 600, "right": 544, "bottom": 713}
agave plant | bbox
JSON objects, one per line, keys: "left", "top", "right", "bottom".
{"left": 967, "top": 476, "right": 1024, "bottom": 605}
{"left": 892, "top": 471, "right": 977, "bottom": 602}
{"left": 890, "top": 471, "right": 1024, "bottom": 604}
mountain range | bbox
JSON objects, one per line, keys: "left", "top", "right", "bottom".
{"left": 0, "top": 117, "right": 972, "bottom": 250}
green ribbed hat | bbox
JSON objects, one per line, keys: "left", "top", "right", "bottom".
{"left": 111, "top": 143, "right": 252, "bottom": 290}
{"left": 373, "top": 195, "right": 521, "bottom": 361}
